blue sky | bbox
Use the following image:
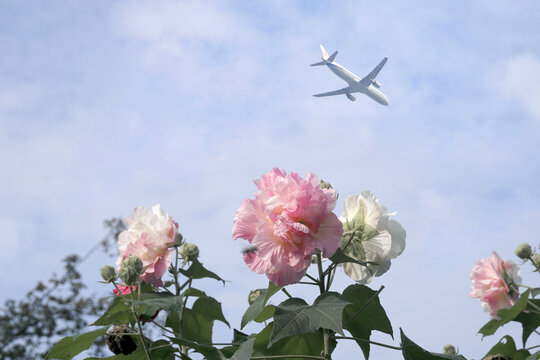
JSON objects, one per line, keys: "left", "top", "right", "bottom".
{"left": 1, "top": 1, "right": 540, "bottom": 358}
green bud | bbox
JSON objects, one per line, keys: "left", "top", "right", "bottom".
{"left": 532, "top": 253, "right": 540, "bottom": 268}
{"left": 320, "top": 180, "right": 333, "bottom": 190}
{"left": 442, "top": 344, "right": 457, "bottom": 355}
{"left": 100, "top": 265, "right": 117, "bottom": 283}
{"left": 171, "top": 233, "right": 184, "bottom": 248}
{"left": 118, "top": 255, "right": 143, "bottom": 286}
{"left": 248, "top": 290, "right": 261, "bottom": 305}
{"left": 180, "top": 242, "right": 199, "bottom": 261}
{"left": 515, "top": 243, "right": 533, "bottom": 260}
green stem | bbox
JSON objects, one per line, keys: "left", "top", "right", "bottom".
{"left": 173, "top": 248, "right": 187, "bottom": 356}
{"left": 333, "top": 336, "right": 403, "bottom": 351}
{"left": 251, "top": 356, "right": 325, "bottom": 359}
{"left": 343, "top": 286, "right": 385, "bottom": 328}
{"left": 315, "top": 250, "right": 330, "bottom": 360}
{"left": 305, "top": 273, "right": 319, "bottom": 283}
{"left": 151, "top": 321, "right": 180, "bottom": 337}
{"left": 298, "top": 281, "right": 319, "bottom": 286}
{"left": 281, "top": 288, "right": 293, "bottom": 299}
{"left": 130, "top": 286, "right": 152, "bottom": 360}
{"left": 527, "top": 256, "right": 540, "bottom": 273}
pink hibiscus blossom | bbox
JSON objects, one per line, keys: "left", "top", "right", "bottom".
{"left": 116, "top": 204, "right": 179, "bottom": 287}
{"left": 233, "top": 168, "right": 343, "bottom": 286}
{"left": 470, "top": 251, "right": 521, "bottom": 318}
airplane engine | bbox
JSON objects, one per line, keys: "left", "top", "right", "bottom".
{"left": 372, "top": 80, "right": 382, "bottom": 88}
{"left": 346, "top": 93, "right": 356, "bottom": 102}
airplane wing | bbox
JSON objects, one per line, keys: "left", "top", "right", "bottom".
{"left": 313, "top": 86, "right": 354, "bottom": 97}
{"left": 360, "top": 57, "right": 388, "bottom": 86}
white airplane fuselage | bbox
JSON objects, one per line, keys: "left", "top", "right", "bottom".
{"left": 326, "top": 62, "right": 389, "bottom": 106}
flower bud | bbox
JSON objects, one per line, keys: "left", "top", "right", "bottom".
{"left": 171, "top": 233, "right": 184, "bottom": 248}
{"left": 100, "top": 265, "right": 117, "bottom": 283}
{"left": 180, "top": 242, "right": 199, "bottom": 261}
{"left": 532, "top": 253, "right": 540, "bottom": 268}
{"left": 106, "top": 325, "right": 137, "bottom": 355}
{"left": 320, "top": 180, "right": 333, "bottom": 190}
{"left": 442, "top": 344, "right": 457, "bottom": 355}
{"left": 515, "top": 243, "right": 533, "bottom": 260}
{"left": 118, "top": 255, "right": 143, "bottom": 286}
{"left": 248, "top": 290, "right": 261, "bottom": 305}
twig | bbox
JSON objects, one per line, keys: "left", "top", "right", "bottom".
{"left": 333, "top": 335, "right": 402, "bottom": 351}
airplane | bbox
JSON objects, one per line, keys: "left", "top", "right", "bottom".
{"left": 311, "top": 45, "right": 389, "bottom": 105}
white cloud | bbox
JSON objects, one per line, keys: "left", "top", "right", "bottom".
{"left": 492, "top": 54, "right": 540, "bottom": 120}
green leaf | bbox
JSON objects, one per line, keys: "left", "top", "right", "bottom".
{"left": 253, "top": 322, "right": 333, "bottom": 360}
{"left": 525, "top": 350, "right": 540, "bottom": 360}
{"left": 531, "top": 288, "right": 540, "bottom": 298}
{"left": 253, "top": 305, "right": 274, "bottom": 323}
{"left": 168, "top": 337, "right": 225, "bottom": 360}
{"left": 478, "top": 290, "right": 531, "bottom": 337}
{"left": 91, "top": 296, "right": 134, "bottom": 326}
{"left": 269, "top": 292, "right": 350, "bottom": 347}
{"left": 240, "top": 282, "right": 282, "bottom": 329}
{"left": 46, "top": 327, "right": 108, "bottom": 359}
{"left": 168, "top": 296, "right": 229, "bottom": 345}
{"left": 329, "top": 247, "right": 371, "bottom": 267}
{"left": 342, "top": 284, "right": 392, "bottom": 359}
{"left": 125, "top": 292, "right": 183, "bottom": 317}
{"left": 400, "top": 329, "right": 467, "bottom": 360}
{"left": 179, "top": 259, "right": 225, "bottom": 283}
{"left": 233, "top": 329, "right": 249, "bottom": 345}
{"left": 484, "top": 335, "right": 530, "bottom": 360}
{"left": 515, "top": 299, "right": 540, "bottom": 346}
{"left": 230, "top": 338, "right": 255, "bottom": 360}
{"left": 183, "top": 287, "right": 207, "bottom": 297}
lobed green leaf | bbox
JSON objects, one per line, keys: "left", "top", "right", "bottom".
{"left": 269, "top": 292, "right": 349, "bottom": 347}
{"left": 179, "top": 259, "right": 225, "bottom": 283}
{"left": 478, "top": 289, "right": 531, "bottom": 337}
{"left": 400, "top": 329, "right": 467, "bottom": 360}
{"left": 240, "top": 281, "right": 282, "bottom": 329}
{"left": 253, "top": 322, "right": 333, "bottom": 360}
{"left": 484, "top": 335, "right": 530, "bottom": 360}
{"left": 46, "top": 327, "right": 108, "bottom": 359}
{"left": 91, "top": 296, "right": 134, "bottom": 326}
{"left": 342, "top": 284, "right": 392, "bottom": 359}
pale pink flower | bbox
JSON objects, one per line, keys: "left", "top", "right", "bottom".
{"left": 233, "top": 168, "right": 343, "bottom": 286}
{"left": 470, "top": 251, "right": 521, "bottom": 318}
{"left": 116, "top": 204, "right": 179, "bottom": 287}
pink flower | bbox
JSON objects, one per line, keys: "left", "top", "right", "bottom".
{"left": 470, "top": 251, "right": 521, "bottom": 318}
{"left": 233, "top": 168, "right": 343, "bottom": 286}
{"left": 116, "top": 204, "right": 179, "bottom": 287}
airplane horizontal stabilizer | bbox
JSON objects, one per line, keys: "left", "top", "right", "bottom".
{"left": 310, "top": 61, "right": 326, "bottom": 66}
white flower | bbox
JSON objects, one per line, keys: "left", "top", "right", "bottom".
{"left": 339, "top": 191, "right": 406, "bottom": 284}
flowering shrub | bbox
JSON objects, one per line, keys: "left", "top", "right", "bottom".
{"left": 46, "top": 169, "right": 540, "bottom": 360}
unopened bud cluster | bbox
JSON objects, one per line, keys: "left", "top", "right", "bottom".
{"left": 180, "top": 242, "right": 199, "bottom": 261}
{"left": 118, "top": 255, "right": 143, "bottom": 286}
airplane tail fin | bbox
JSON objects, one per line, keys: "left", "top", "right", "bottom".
{"left": 311, "top": 45, "right": 337, "bottom": 66}
{"left": 320, "top": 44, "right": 329, "bottom": 60}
